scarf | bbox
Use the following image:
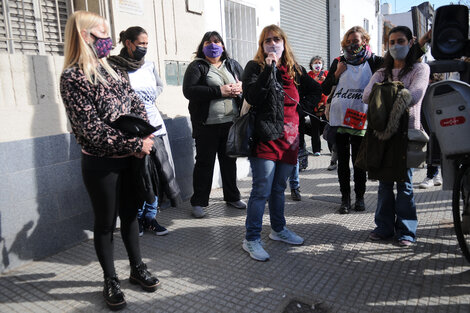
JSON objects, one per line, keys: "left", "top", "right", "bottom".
{"left": 108, "top": 48, "right": 145, "bottom": 81}
{"left": 343, "top": 44, "right": 372, "bottom": 65}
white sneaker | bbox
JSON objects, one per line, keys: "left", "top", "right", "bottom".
{"left": 226, "top": 200, "right": 247, "bottom": 209}
{"left": 192, "top": 206, "right": 206, "bottom": 218}
{"left": 434, "top": 174, "right": 443, "bottom": 186}
{"left": 269, "top": 227, "right": 304, "bottom": 245}
{"left": 419, "top": 177, "right": 434, "bottom": 189}
{"left": 242, "top": 239, "right": 270, "bottom": 261}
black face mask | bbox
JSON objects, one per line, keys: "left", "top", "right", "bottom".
{"left": 132, "top": 45, "right": 147, "bottom": 61}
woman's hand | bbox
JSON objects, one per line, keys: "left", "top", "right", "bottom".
{"left": 221, "top": 83, "right": 242, "bottom": 98}
{"left": 418, "top": 29, "right": 432, "bottom": 47}
{"left": 325, "top": 102, "right": 330, "bottom": 121}
{"left": 334, "top": 61, "right": 347, "bottom": 80}
{"left": 135, "top": 135, "right": 154, "bottom": 158}
{"left": 265, "top": 52, "right": 279, "bottom": 67}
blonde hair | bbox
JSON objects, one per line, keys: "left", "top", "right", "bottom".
{"left": 253, "top": 24, "right": 301, "bottom": 82}
{"left": 62, "top": 10, "right": 119, "bottom": 85}
{"left": 341, "top": 26, "right": 370, "bottom": 48}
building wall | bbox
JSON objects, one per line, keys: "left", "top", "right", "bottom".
{"left": 0, "top": 0, "right": 280, "bottom": 273}
{"left": 329, "top": 0, "right": 381, "bottom": 66}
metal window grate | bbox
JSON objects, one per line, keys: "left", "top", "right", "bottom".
{"left": 224, "top": 0, "right": 257, "bottom": 68}
{"left": 0, "top": 0, "right": 68, "bottom": 55}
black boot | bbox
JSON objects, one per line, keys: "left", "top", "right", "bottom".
{"left": 103, "top": 275, "right": 126, "bottom": 311}
{"left": 129, "top": 263, "right": 160, "bottom": 292}
{"left": 339, "top": 195, "right": 350, "bottom": 214}
{"left": 354, "top": 196, "right": 366, "bottom": 211}
{"left": 291, "top": 188, "right": 301, "bottom": 201}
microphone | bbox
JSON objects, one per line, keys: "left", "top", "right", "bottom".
{"left": 268, "top": 46, "right": 277, "bottom": 67}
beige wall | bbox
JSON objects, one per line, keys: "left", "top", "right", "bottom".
{"left": 0, "top": 54, "right": 68, "bottom": 143}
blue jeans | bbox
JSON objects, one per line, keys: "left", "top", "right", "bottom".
{"left": 288, "top": 160, "right": 300, "bottom": 190}
{"left": 245, "top": 157, "right": 295, "bottom": 241}
{"left": 137, "top": 197, "right": 158, "bottom": 222}
{"left": 374, "top": 169, "right": 417, "bottom": 242}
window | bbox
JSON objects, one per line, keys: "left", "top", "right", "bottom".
{"left": 0, "top": 0, "right": 112, "bottom": 55}
{"left": 224, "top": 0, "right": 257, "bottom": 69}
{"left": 363, "top": 18, "right": 369, "bottom": 33}
{"left": 0, "top": 0, "right": 68, "bottom": 55}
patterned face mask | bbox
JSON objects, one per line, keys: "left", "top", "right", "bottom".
{"left": 90, "top": 33, "right": 113, "bottom": 58}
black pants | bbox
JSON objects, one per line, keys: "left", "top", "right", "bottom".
{"left": 310, "top": 116, "right": 324, "bottom": 153}
{"left": 336, "top": 132, "right": 366, "bottom": 200}
{"left": 82, "top": 154, "right": 142, "bottom": 278}
{"left": 191, "top": 122, "right": 241, "bottom": 207}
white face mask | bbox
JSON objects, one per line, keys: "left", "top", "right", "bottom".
{"left": 312, "top": 63, "right": 322, "bottom": 71}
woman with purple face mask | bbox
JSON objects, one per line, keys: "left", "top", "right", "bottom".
{"left": 183, "top": 31, "right": 246, "bottom": 218}
{"left": 60, "top": 11, "right": 159, "bottom": 310}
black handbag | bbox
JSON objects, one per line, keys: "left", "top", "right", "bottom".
{"left": 110, "top": 113, "right": 161, "bottom": 137}
{"left": 226, "top": 109, "right": 255, "bottom": 158}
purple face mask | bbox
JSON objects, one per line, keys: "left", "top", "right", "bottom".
{"left": 203, "top": 43, "right": 223, "bottom": 58}
{"left": 90, "top": 33, "right": 113, "bottom": 58}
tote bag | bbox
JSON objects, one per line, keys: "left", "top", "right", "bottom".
{"left": 226, "top": 100, "right": 255, "bottom": 158}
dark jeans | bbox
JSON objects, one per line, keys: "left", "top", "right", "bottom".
{"left": 82, "top": 154, "right": 142, "bottom": 278}
{"left": 336, "top": 132, "right": 366, "bottom": 199}
{"left": 426, "top": 164, "right": 439, "bottom": 179}
{"left": 191, "top": 122, "right": 241, "bottom": 207}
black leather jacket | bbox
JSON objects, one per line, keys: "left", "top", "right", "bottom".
{"left": 182, "top": 58, "right": 243, "bottom": 136}
{"left": 242, "top": 60, "right": 322, "bottom": 142}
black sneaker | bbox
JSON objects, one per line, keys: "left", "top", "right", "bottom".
{"left": 354, "top": 198, "right": 366, "bottom": 211}
{"left": 103, "top": 276, "right": 126, "bottom": 311}
{"left": 129, "top": 263, "right": 160, "bottom": 292}
{"left": 339, "top": 197, "right": 350, "bottom": 214}
{"left": 147, "top": 219, "right": 169, "bottom": 236}
{"left": 291, "top": 188, "right": 301, "bottom": 201}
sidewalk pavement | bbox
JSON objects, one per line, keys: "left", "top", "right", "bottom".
{"left": 0, "top": 153, "right": 469, "bottom": 313}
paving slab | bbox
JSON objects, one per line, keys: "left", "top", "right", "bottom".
{"left": 1, "top": 152, "right": 469, "bottom": 313}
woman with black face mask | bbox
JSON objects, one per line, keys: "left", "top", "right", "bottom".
{"left": 109, "top": 27, "right": 180, "bottom": 237}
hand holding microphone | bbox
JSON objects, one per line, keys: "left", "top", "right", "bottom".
{"left": 265, "top": 46, "right": 279, "bottom": 67}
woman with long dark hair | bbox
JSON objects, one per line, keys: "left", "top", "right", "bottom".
{"left": 242, "top": 25, "right": 321, "bottom": 261}
{"left": 363, "top": 26, "right": 430, "bottom": 246}
{"left": 182, "top": 31, "right": 246, "bottom": 218}
{"left": 109, "top": 26, "right": 180, "bottom": 237}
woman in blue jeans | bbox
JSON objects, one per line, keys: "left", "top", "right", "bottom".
{"left": 362, "top": 26, "right": 429, "bottom": 246}
{"left": 242, "top": 25, "right": 321, "bottom": 261}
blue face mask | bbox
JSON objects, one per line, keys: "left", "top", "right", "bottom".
{"left": 389, "top": 44, "right": 410, "bottom": 60}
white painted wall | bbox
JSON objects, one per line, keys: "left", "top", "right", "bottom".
{"left": 383, "top": 12, "right": 413, "bottom": 31}
{"left": 340, "top": 0, "right": 380, "bottom": 55}
{"left": 329, "top": 0, "right": 381, "bottom": 66}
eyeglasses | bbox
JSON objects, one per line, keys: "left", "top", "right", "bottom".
{"left": 264, "top": 36, "right": 282, "bottom": 44}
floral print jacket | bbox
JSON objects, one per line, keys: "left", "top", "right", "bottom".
{"left": 60, "top": 65, "right": 147, "bottom": 157}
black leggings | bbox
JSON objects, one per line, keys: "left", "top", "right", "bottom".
{"left": 82, "top": 154, "right": 142, "bottom": 278}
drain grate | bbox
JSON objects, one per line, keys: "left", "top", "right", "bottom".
{"left": 282, "top": 299, "right": 329, "bottom": 313}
